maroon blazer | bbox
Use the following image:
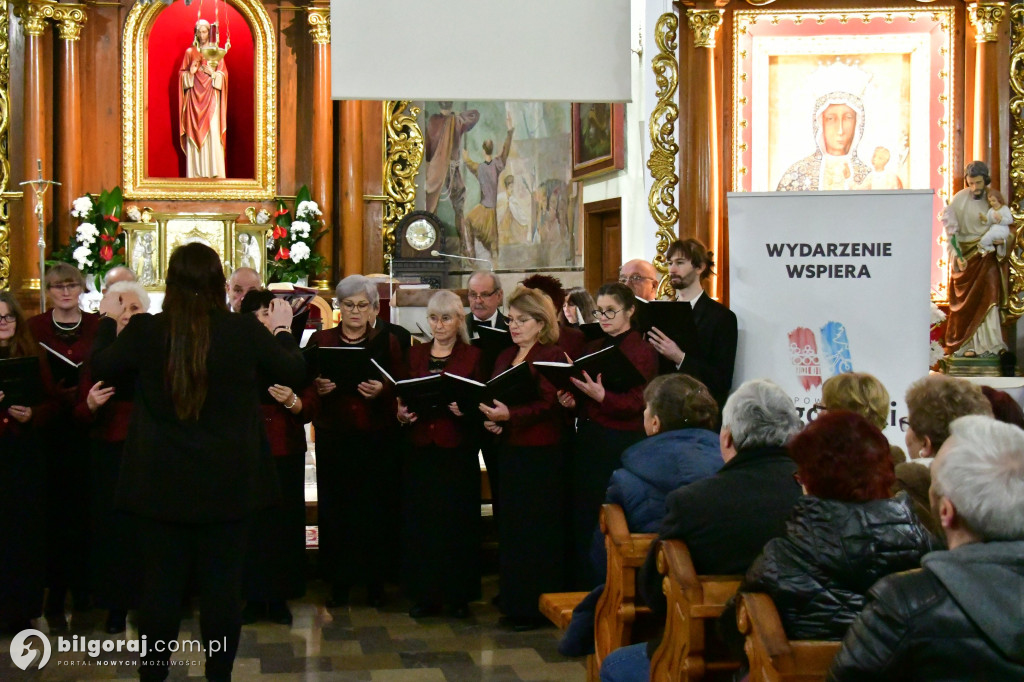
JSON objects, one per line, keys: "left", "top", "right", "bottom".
{"left": 580, "top": 329, "right": 659, "bottom": 432}
{"left": 310, "top": 323, "right": 406, "bottom": 434}
{"left": 260, "top": 383, "right": 318, "bottom": 457}
{"left": 403, "top": 339, "right": 482, "bottom": 449}
{"left": 29, "top": 310, "right": 99, "bottom": 390}
{"left": 490, "top": 342, "right": 564, "bottom": 447}
{"left": 73, "top": 363, "right": 134, "bottom": 443}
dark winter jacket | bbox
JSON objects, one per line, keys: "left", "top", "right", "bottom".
{"left": 607, "top": 428, "right": 723, "bottom": 533}
{"left": 827, "top": 540, "right": 1024, "bottom": 681}
{"left": 590, "top": 428, "right": 722, "bottom": 580}
{"left": 720, "top": 491, "right": 934, "bottom": 645}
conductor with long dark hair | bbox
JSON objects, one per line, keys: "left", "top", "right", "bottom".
{"left": 92, "top": 243, "right": 305, "bottom": 682}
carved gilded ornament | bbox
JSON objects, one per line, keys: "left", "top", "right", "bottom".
{"left": 14, "top": 0, "right": 55, "bottom": 37}
{"left": 121, "top": 0, "right": 277, "bottom": 200}
{"left": 381, "top": 101, "right": 424, "bottom": 264}
{"left": 54, "top": 5, "right": 87, "bottom": 42}
{"left": 646, "top": 13, "right": 679, "bottom": 293}
{"left": 687, "top": 9, "right": 723, "bottom": 49}
{"left": 0, "top": 5, "right": 9, "bottom": 290}
{"left": 1004, "top": 3, "right": 1024, "bottom": 322}
{"left": 307, "top": 7, "right": 331, "bottom": 45}
{"left": 968, "top": 2, "right": 1007, "bottom": 44}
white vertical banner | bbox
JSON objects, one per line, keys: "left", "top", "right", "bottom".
{"left": 728, "top": 190, "right": 933, "bottom": 442}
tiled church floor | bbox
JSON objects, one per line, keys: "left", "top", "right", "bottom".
{"left": 0, "top": 577, "right": 587, "bottom": 681}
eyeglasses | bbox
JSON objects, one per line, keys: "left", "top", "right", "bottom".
{"left": 428, "top": 314, "right": 456, "bottom": 325}
{"left": 812, "top": 402, "right": 828, "bottom": 412}
{"left": 594, "top": 308, "right": 623, "bottom": 320}
{"left": 0, "top": 314, "right": 16, "bottom": 324}
{"left": 340, "top": 300, "right": 371, "bottom": 312}
{"left": 792, "top": 472, "right": 804, "bottom": 486}
{"left": 898, "top": 416, "right": 910, "bottom": 433}
{"left": 48, "top": 282, "right": 81, "bottom": 292}
{"left": 618, "top": 275, "right": 655, "bottom": 285}
{"left": 508, "top": 316, "right": 536, "bottom": 328}
{"left": 468, "top": 289, "right": 499, "bottom": 300}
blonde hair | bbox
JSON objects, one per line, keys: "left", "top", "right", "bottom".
{"left": 507, "top": 285, "right": 560, "bottom": 345}
{"left": 426, "top": 290, "right": 470, "bottom": 344}
{"left": 821, "top": 372, "right": 891, "bottom": 430}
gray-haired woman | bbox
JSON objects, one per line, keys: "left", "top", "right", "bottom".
{"left": 309, "top": 275, "right": 409, "bottom": 608}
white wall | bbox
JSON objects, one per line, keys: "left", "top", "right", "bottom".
{"left": 580, "top": 0, "right": 676, "bottom": 263}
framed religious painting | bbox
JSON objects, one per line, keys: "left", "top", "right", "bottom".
{"left": 731, "top": 6, "right": 955, "bottom": 298}
{"left": 153, "top": 213, "right": 238, "bottom": 276}
{"left": 571, "top": 103, "right": 625, "bottom": 180}
{"left": 231, "top": 224, "right": 272, "bottom": 283}
{"left": 122, "top": 222, "right": 161, "bottom": 289}
{"left": 122, "top": 0, "right": 277, "bottom": 200}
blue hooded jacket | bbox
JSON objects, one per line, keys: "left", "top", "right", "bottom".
{"left": 590, "top": 428, "right": 724, "bottom": 580}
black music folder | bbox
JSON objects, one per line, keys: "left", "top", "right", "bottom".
{"left": 534, "top": 344, "right": 646, "bottom": 394}
{"left": 373, "top": 359, "right": 446, "bottom": 414}
{"left": 472, "top": 324, "right": 514, "bottom": 353}
{"left": 444, "top": 362, "right": 538, "bottom": 417}
{"left": 0, "top": 356, "right": 43, "bottom": 408}
{"left": 577, "top": 322, "right": 606, "bottom": 341}
{"left": 315, "top": 346, "right": 375, "bottom": 392}
{"left": 38, "top": 342, "right": 82, "bottom": 387}
{"left": 635, "top": 299, "right": 700, "bottom": 354}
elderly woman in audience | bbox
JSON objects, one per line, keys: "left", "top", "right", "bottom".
{"left": 819, "top": 372, "right": 904, "bottom": 464}
{"left": 239, "top": 290, "right": 318, "bottom": 625}
{"left": 896, "top": 374, "right": 992, "bottom": 536}
{"left": 0, "top": 292, "right": 47, "bottom": 633}
{"left": 77, "top": 281, "right": 151, "bottom": 633}
{"left": 398, "top": 290, "right": 482, "bottom": 618}
{"left": 718, "top": 410, "right": 935, "bottom": 667}
{"left": 561, "top": 373, "right": 722, "bottom": 656}
{"left": 561, "top": 282, "right": 659, "bottom": 588}
{"left": 310, "top": 275, "right": 407, "bottom": 608}
{"left": 476, "top": 285, "right": 566, "bottom": 630}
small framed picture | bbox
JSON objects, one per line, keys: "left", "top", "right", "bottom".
{"left": 571, "top": 103, "right": 625, "bottom": 180}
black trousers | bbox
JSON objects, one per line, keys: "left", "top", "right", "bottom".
{"left": 136, "top": 516, "right": 250, "bottom": 682}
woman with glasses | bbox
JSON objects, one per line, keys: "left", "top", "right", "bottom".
{"left": 559, "top": 282, "right": 658, "bottom": 587}
{"left": 237, "top": 290, "right": 318, "bottom": 626}
{"left": 894, "top": 374, "right": 992, "bottom": 537}
{"left": 397, "top": 290, "right": 482, "bottom": 618}
{"left": 0, "top": 292, "right": 47, "bottom": 633}
{"left": 28, "top": 263, "right": 100, "bottom": 627}
{"left": 478, "top": 286, "right": 567, "bottom": 629}
{"left": 309, "top": 275, "right": 408, "bottom": 608}
{"left": 73, "top": 281, "right": 151, "bottom": 634}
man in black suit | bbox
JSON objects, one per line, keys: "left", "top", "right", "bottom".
{"left": 598, "top": 379, "right": 804, "bottom": 682}
{"left": 467, "top": 270, "right": 511, "bottom": 374}
{"left": 646, "top": 238, "right": 737, "bottom": 410}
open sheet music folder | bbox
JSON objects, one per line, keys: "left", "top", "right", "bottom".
{"left": 534, "top": 344, "right": 645, "bottom": 394}
{"left": 0, "top": 356, "right": 43, "bottom": 408}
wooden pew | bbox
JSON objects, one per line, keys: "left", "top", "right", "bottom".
{"left": 592, "top": 504, "right": 658, "bottom": 677}
{"left": 649, "top": 540, "right": 742, "bottom": 682}
{"left": 737, "top": 593, "right": 841, "bottom": 682}
{"left": 539, "top": 591, "right": 590, "bottom": 631}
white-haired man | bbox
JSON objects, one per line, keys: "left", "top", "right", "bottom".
{"left": 599, "top": 379, "right": 805, "bottom": 682}
{"left": 828, "top": 415, "right": 1024, "bottom": 681}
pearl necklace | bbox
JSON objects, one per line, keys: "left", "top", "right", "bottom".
{"left": 53, "top": 314, "right": 82, "bottom": 332}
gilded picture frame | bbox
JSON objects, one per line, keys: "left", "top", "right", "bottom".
{"left": 121, "top": 0, "right": 277, "bottom": 200}
{"left": 732, "top": 6, "right": 955, "bottom": 298}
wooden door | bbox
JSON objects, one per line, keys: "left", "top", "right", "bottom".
{"left": 584, "top": 198, "right": 622, "bottom": 294}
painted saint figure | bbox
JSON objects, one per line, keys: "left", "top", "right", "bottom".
{"left": 179, "top": 19, "right": 228, "bottom": 179}
{"left": 425, "top": 102, "right": 480, "bottom": 257}
{"left": 462, "top": 115, "right": 514, "bottom": 259}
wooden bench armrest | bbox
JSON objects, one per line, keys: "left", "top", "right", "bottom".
{"left": 601, "top": 504, "right": 657, "bottom": 560}
{"left": 738, "top": 593, "right": 793, "bottom": 659}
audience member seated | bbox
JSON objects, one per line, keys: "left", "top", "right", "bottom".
{"left": 820, "top": 372, "right": 905, "bottom": 464}
{"left": 598, "top": 378, "right": 803, "bottom": 682}
{"left": 980, "top": 384, "right": 1024, "bottom": 428}
{"left": 559, "top": 374, "right": 722, "bottom": 656}
{"left": 895, "top": 375, "right": 991, "bottom": 537}
{"left": 719, "top": 411, "right": 935, "bottom": 667}
{"left": 828, "top": 415, "right": 1024, "bottom": 681}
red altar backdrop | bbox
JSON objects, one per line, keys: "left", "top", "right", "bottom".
{"left": 146, "top": 1, "right": 255, "bottom": 179}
